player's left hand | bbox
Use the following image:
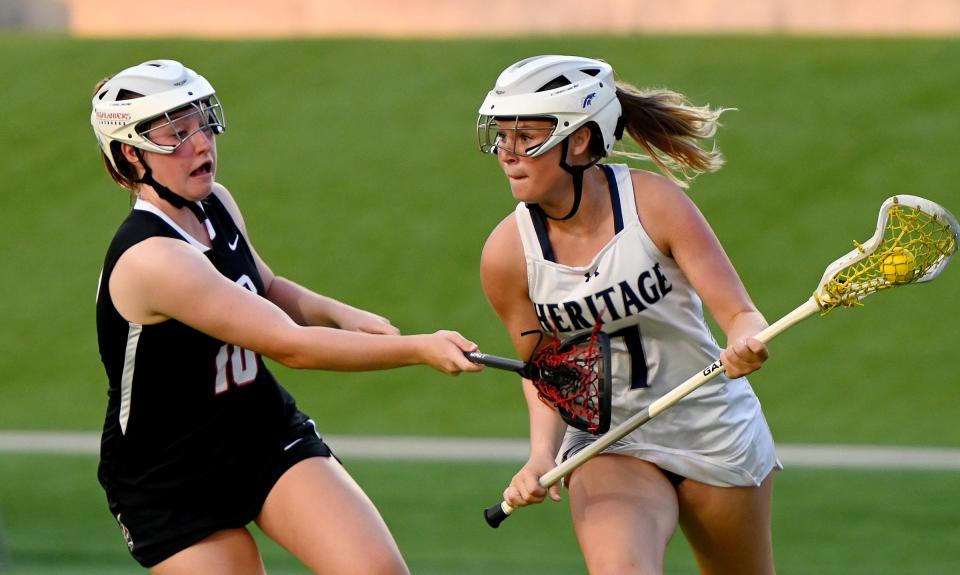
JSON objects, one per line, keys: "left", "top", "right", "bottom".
{"left": 337, "top": 307, "right": 401, "bottom": 335}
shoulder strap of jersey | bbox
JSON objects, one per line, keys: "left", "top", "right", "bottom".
{"left": 133, "top": 199, "right": 210, "bottom": 252}
{"left": 514, "top": 201, "right": 553, "bottom": 262}
{"left": 601, "top": 163, "right": 639, "bottom": 228}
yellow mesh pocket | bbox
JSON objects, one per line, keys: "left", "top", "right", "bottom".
{"left": 818, "top": 200, "right": 958, "bottom": 311}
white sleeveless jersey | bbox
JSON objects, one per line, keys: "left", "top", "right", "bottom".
{"left": 515, "top": 163, "right": 780, "bottom": 487}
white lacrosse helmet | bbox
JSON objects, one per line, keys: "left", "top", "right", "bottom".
{"left": 477, "top": 55, "right": 622, "bottom": 158}
{"left": 91, "top": 59, "right": 225, "bottom": 170}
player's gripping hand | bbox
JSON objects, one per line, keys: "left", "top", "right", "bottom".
{"left": 720, "top": 336, "right": 768, "bottom": 379}
{"left": 417, "top": 331, "right": 484, "bottom": 375}
{"left": 503, "top": 455, "right": 562, "bottom": 509}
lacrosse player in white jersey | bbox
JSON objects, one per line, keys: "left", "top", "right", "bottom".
{"left": 476, "top": 55, "right": 781, "bottom": 574}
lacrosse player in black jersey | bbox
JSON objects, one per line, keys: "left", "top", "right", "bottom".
{"left": 91, "top": 59, "right": 481, "bottom": 573}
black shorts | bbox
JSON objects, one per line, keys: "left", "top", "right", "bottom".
{"left": 107, "top": 420, "right": 336, "bottom": 568}
{"left": 659, "top": 467, "right": 687, "bottom": 488}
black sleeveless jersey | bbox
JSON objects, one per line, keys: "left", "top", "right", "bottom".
{"left": 96, "top": 194, "right": 308, "bottom": 514}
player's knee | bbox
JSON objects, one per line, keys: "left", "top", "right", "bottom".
{"left": 370, "top": 551, "right": 410, "bottom": 575}
{"left": 354, "top": 556, "right": 409, "bottom": 575}
{"left": 585, "top": 556, "right": 662, "bottom": 575}
{"left": 303, "top": 546, "right": 409, "bottom": 575}
{"left": 582, "top": 544, "right": 664, "bottom": 575}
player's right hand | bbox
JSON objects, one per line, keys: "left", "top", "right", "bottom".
{"left": 503, "top": 455, "right": 562, "bottom": 508}
{"left": 419, "top": 330, "right": 483, "bottom": 375}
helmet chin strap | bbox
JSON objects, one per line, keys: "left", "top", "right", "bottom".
{"left": 134, "top": 150, "right": 208, "bottom": 224}
{"left": 529, "top": 138, "right": 600, "bottom": 222}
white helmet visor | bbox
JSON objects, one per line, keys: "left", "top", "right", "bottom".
{"left": 137, "top": 95, "right": 226, "bottom": 153}
{"left": 477, "top": 115, "right": 559, "bottom": 157}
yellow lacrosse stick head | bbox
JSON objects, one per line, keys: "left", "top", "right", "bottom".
{"left": 814, "top": 195, "right": 959, "bottom": 312}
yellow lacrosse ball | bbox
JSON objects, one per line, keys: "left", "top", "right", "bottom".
{"left": 881, "top": 247, "right": 916, "bottom": 283}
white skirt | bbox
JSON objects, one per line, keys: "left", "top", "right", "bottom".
{"left": 559, "top": 376, "right": 782, "bottom": 487}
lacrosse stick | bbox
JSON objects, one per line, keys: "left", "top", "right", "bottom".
{"left": 483, "top": 194, "right": 959, "bottom": 528}
{"left": 466, "top": 327, "right": 613, "bottom": 435}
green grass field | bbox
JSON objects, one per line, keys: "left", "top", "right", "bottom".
{"left": 1, "top": 34, "right": 958, "bottom": 443}
{"left": 2, "top": 454, "right": 959, "bottom": 574}
{"left": 0, "top": 34, "right": 958, "bottom": 573}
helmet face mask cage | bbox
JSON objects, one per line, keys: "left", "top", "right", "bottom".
{"left": 476, "top": 55, "right": 623, "bottom": 162}
{"left": 137, "top": 95, "right": 226, "bottom": 153}
{"left": 477, "top": 115, "right": 558, "bottom": 157}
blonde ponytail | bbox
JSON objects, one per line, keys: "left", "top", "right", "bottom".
{"left": 612, "top": 82, "right": 729, "bottom": 187}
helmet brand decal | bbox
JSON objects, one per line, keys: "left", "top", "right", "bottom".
{"left": 582, "top": 92, "right": 596, "bottom": 109}
{"left": 96, "top": 111, "right": 132, "bottom": 121}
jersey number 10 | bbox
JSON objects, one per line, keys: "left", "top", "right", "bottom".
{"left": 213, "top": 274, "right": 260, "bottom": 395}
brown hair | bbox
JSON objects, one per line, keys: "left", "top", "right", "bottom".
{"left": 611, "top": 81, "right": 728, "bottom": 188}
{"left": 93, "top": 77, "right": 143, "bottom": 194}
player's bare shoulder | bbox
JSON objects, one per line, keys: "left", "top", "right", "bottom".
{"left": 481, "top": 212, "right": 522, "bottom": 267}
{"left": 628, "top": 168, "right": 693, "bottom": 216}
{"left": 628, "top": 168, "right": 703, "bottom": 257}
{"left": 110, "top": 235, "right": 206, "bottom": 324}
{"left": 480, "top": 211, "right": 528, "bottom": 299}
{"left": 210, "top": 182, "right": 249, "bottom": 232}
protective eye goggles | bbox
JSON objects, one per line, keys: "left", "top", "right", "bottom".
{"left": 138, "top": 96, "right": 226, "bottom": 151}
{"left": 477, "top": 115, "right": 558, "bottom": 157}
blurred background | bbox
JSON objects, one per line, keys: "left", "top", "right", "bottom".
{"left": 1, "top": 1, "right": 958, "bottom": 573}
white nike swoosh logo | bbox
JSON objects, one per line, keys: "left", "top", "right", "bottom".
{"left": 228, "top": 235, "right": 239, "bottom": 251}
{"left": 283, "top": 437, "right": 305, "bottom": 451}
